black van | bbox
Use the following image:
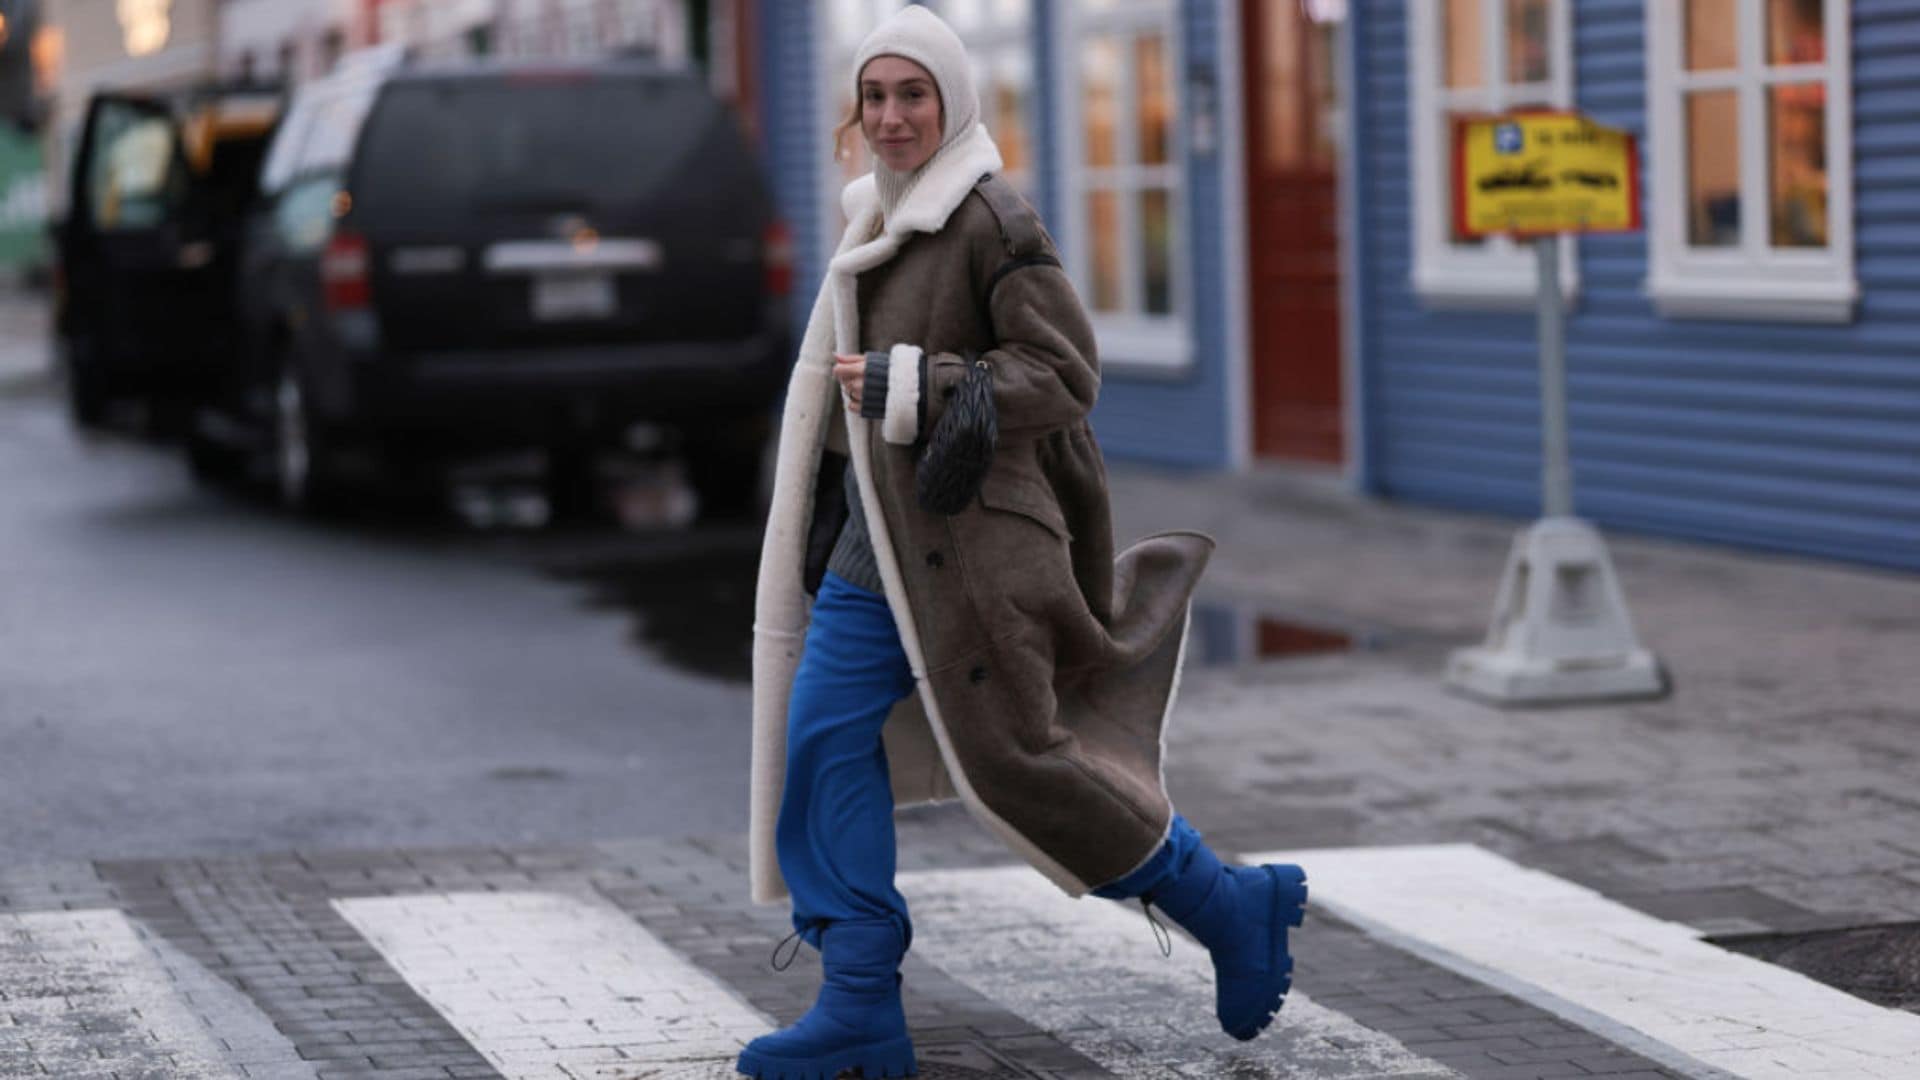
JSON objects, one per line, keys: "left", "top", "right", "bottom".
{"left": 53, "top": 83, "right": 283, "bottom": 427}
{"left": 200, "top": 52, "right": 792, "bottom": 516}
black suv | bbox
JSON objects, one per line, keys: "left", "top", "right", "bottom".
{"left": 53, "top": 82, "right": 284, "bottom": 427}
{"left": 198, "top": 51, "right": 792, "bottom": 517}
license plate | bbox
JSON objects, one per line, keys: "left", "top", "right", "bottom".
{"left": 531, "top": 273, "right": 616, "bottom": 320}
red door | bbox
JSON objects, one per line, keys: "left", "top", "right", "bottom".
{"left": 1243, "top": 0, "right": 1343, "bottom": 464}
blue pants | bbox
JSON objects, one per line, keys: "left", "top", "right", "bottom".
{"left": 778, "top": 573, "right": 1203, "bottom": 948}
{"left": 779, "top": 572, "right": 918, "bottom": 948}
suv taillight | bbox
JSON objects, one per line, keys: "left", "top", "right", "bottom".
{"left": 322, "top": 231, "right": 371, "bottom": 312}
{"left": 764, "top": 220, "right": 793, "bottom": 297}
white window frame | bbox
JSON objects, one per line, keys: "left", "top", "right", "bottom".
{"left": 933, "top": 1, "right": 1038, "bottom": 200}
{"left": 1407, "top": 0, "right": 1576, "bottom": 309}
{"left": 1644, "top": 0, "right": 1855, "bottom": 323}
{"left": 1056, "top": 0, "right": 1191, "bottom": 372}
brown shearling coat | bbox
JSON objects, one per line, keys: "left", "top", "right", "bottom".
{"left": 750, "top": 126, "right": 1212, "bottom": 903}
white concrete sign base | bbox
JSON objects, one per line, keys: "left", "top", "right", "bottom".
{"left": 1446, "top": 516, "right": 1665, "bottom": 705}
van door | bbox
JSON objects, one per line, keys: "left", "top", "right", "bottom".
{"left": 58, "top": 93, "right": 217, "bottom": 417}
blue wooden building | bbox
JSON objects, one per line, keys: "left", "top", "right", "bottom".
{"left": 752, "top": 1, "right": 1920, "bottom": 573}
{"left": 1346, "top": 0, "right": 1918, "bottom": 573}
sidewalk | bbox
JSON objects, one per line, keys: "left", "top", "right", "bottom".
{"left": 1106, "top": 462, "right": 1920, "bottom": 939}
{"left": 0, "top": 285, "right": 50, "bottom": 388}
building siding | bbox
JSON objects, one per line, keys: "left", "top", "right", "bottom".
{"left": 758, "top": 2, "right": 822, "bottom": 343}
{"left": 1354, "top": 0, "right": 1920, "bottom": 572}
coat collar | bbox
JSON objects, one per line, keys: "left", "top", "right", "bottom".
{"left": 830, "top": 125, "right": 1004, "bottom": 278}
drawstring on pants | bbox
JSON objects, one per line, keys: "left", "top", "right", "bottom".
{"left": 771, "top": 920, "right": 826, "bottom": 972}
{"left": 1139, "top": 895, "right": 1173, "bottom": 958}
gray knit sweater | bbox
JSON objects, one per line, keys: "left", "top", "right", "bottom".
{"left": 824, "top": 353, "right": 897, "bottom": 594}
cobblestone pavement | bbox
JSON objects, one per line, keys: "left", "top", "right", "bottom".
{"left": 1108, "top": 464, "right": 1920, "bottom": 941}
{"left": 2, "top": 831, "right": 1711, "bottom": 1080}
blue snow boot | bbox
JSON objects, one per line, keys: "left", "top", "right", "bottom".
{"left": 1149, "top": 844, "right": 1308, "bottom": 1041}
{"left": 736, "top": 919, "right": 917, "bottom": 1080}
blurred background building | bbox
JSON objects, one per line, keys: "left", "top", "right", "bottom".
{"left": 9, "top": 0, "right": 1916, "bottom": 574}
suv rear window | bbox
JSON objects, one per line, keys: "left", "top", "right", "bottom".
{"left": 350, "top": 75, "right": 718, "bottom": 229}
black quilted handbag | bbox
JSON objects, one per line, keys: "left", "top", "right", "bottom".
{"left": 914, "top": 355, "right": 997, "bottom": 516}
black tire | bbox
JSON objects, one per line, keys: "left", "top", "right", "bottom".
{"left": 63, "top": 336, "right": 109, "bottom": 429}
{"left": 184, "top": 420, "right": 241, "bottom": 486}
{"left": 269, "top": 362, "right": 348, "bottom": 514}
{"left": 688, "top": 436, "right": 768, "bottom": 523}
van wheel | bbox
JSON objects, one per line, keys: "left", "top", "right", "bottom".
{"left": 63, "top": 336, "right": 109, "bottom": 429}
{"left": 272, "top": 366, "right": 345, "bottom": 512}
{"left": 688, "top": 437, "right": 766, "bottom": 523}
{"left": 185, "top": 420, "right": 240, "bottom": 485}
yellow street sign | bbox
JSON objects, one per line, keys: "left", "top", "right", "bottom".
{"left": 1453, "top": 111, "right": 1641, "bottom": 238}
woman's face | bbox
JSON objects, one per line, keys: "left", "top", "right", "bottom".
{"left": 860, "top": 56, "right": 943, "bottom": 172}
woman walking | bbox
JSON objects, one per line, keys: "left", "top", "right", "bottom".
{"left": 741, "top": 8, "right": 1307, "bottom": 1079}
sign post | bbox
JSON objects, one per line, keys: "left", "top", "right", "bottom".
{"left": 1443, "top": 112, "right": 1666, "bottom": 706}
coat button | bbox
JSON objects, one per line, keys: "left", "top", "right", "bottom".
{"left": 926, "top": 550, "right": 944, "bottom": 568}
{"left": 969, "top": 665, "right": 987, "bottom": 684}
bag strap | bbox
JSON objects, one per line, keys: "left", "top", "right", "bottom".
{"left": 974, "top": 173, "right": 1049, "bottom": 259}
{"left": 973, "top": 173, "right": 1062, "bottom": 317}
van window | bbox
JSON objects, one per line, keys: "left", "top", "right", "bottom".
{"left": 85, "top": 107, "right": 188, "bottom": 231}
{"left": 260, "top": 84, "right": 379, "bottom": 197}
{"left": 299, "top": 89, "right": 379, "bottom": 177}
{"left": 273, "top": 173, "right": 341, "bottom": 253}
{"left": 350, "top": 76, "right": 719, "bottom": 228}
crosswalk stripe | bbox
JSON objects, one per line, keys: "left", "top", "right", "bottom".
{"left": 0, "top": 908, "right": 316, "bottom": 1080}
{"left": 1248, "top": 843, "right": 1920, "bottom": 1080}
{"left": 900, "top": 866, "right": 1460, "bottom": 1080}
{"left": 333, "top": 891, "right": 767, "bottom": 1079}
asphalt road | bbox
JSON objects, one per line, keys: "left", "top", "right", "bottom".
{"left": 0, "top": 377, "right": 762, "bottom": 865}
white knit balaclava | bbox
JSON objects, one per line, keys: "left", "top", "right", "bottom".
{"left": 851, "top": 5, "right": 980, "bottom": 220}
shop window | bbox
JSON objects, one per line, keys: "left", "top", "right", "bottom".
{"left": 1061, "top": 0, "right": 1188, "bottom": 370}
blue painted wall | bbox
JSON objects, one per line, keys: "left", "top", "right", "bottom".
{"left": 1351, "top": 0, "right": 1920, "bottom": 572}
{"left": 757, "top": 2, "right": 823, "bottom": 344}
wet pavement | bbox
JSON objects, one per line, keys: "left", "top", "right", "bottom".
{"left": 1717, "top": 921, "right": 1920, "bottom": 1011}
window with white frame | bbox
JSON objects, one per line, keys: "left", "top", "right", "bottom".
{"left": 934, "top": 0, "right": 1036, "bottom": 199}
{"left": 1061, "top": 0, "right": 1187, "bottom": 370}
{"left": 1407, "top": 0, "right": 1573, "bottom": 308}
{"left": 1645, "top": 0, "right": 1854, "bottom": 322}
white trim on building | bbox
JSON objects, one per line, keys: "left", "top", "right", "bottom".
{"left": 1406, "top": 0, "right": 1574, "bottom": 310}
{"left": 938, "top": 0, "right": 1037, "bottom": 200}
{"left": 1217, "top": 0, "right": 1250, "bottom": 470}
{"left": 1642, "top": 0, "right": 1855, "bottom": 323}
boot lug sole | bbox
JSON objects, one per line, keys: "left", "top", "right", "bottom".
{"left": 736, "top": 1035, "right": 918, "bottom": 1079}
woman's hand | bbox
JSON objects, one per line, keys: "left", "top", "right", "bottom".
{"left": 833, "top": 353, "right": 866, "bottom": 412}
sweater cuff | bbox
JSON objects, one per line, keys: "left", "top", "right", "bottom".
{"left": 880, "top": 344, "right": 924, "bottom": 445}
{"left": 860, "top": 351, "right": 889, "bottom": 420}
